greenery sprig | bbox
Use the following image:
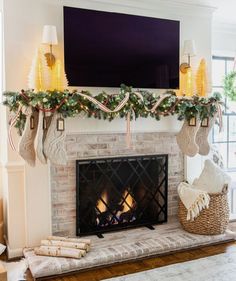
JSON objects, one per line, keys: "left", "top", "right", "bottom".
{"left": 223, "top": 71, "right": 236, "bottom": 101}
{"left": 3, "top": 84, "right": 222, "bottom": 135}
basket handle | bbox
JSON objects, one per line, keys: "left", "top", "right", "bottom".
{"left": 222, "top": 184, "right": 228, "bottom": 194}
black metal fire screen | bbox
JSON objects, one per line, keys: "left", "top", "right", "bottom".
{"left": 76, "top": 154, "right": 168, "bottom": 236}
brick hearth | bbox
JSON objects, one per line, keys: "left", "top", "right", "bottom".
{"left": 24, "top": 219, "right": 234, "bottom": 279}
{"left": 51, "top": 132, "right": 184, "bottom": 236}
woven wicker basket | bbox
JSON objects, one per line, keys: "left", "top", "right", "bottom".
{"left": 178, "top": 184, "right": 229, "bottom": 235}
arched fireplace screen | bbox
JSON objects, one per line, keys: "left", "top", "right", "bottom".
{"left": 76, "top": 155, "right": 168, "bottom": 236}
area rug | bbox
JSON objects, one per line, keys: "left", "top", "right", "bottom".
{"left": 1, "top": 259, "right": 28, "bottom": 281}
{"left": 104, "top": 252, "right": 236, "bottom": 281}
{"left": 24, "top": 220, "right": 235, "bottom": 279}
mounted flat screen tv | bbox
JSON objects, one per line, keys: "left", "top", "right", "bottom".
{"left": 64, "top": 6, "right": 180, "bottom": 89}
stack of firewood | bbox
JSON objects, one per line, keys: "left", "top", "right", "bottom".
{"left": 34, "top": 236, "right": 91, "bottom": 259}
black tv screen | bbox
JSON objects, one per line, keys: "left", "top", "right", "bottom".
{"left": 64, "top": 7, "right": 180, "bottom": 89}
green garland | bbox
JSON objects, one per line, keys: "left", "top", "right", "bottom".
{"left": 3, "top": 84, "right": 222, "bottom": 135}
{"left": 223, "top": 71, "right": 236, "bottom": 101}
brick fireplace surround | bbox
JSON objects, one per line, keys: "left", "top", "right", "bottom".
{"left": 26, "top": 131, "right": 236, "bottom": 280}
{"left": 51, "top": 132, "right": 184, "bottom": 236}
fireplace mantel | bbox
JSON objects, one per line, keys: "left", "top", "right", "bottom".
{"left": 2, "top": 116, "right": 204, "bottom": 259}
{"left": 1, "top": 0, "right": 213, "bottom": 258}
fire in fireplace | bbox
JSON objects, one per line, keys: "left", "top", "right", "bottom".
{"left": 96, "top": 188, "right": 136, "bottom": 226}
{"left": 76, "top": 155, "right": 168, "bottom": 236}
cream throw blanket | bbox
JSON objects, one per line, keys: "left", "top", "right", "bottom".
{"left": 178, "top": 182, "right": 210, "bottom": 221}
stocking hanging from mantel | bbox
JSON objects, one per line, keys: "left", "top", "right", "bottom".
{"left": 195, "top": 113, "right": 218, "bottom": 156}
{"left": 176, "top": 118, "right": 201, "bottom": 157}
{"left": 35, "top": 111, "right": 53, "bottom": 164}
{"left": 18, "top": 107, "right": 39, "bottom": 166}
{"left": 176, "top": 108, "right": 222, "bottom": 157}
{"left": 44, "top": 112, "right": 67, "bottom": 166}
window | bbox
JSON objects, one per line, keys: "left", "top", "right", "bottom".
{"left": 212, "top": 56, "right": 236, "bottom": 171}
{"left": 212, "top": 56, "right": 236, "bottom": 220}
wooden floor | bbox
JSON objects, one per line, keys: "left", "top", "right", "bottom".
{"left": 25, "top": 241, "right": 236, "bottom": 281}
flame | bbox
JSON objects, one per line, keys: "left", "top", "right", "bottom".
{"left": 122, "top": 190, "right": 134, "bottom": 213}
{"left": 97, "top": 191, "right": 108, "bottom": 213}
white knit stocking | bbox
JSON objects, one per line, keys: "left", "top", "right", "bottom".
{"left": 44, "top": 113, "right": 67, "bottom": 165}
{"left": 176, "top": 118, "right": 201, "bottom": 157}
{"left": 18, "top": 107, "right": 39, "bottom": 166}
{"left": 195, "top": 114, "right": 217, "bottom": 156}
{"left": 35, "top": 111, "right": 53, "bottom": 164}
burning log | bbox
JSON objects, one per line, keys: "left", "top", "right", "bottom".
{"left": 97, "top": 210, "right": 112, "bottom": 226}
{"left": 119, "top": 210, "right": 136, "bottom": 223}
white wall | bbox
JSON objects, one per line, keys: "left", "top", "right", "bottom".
{"left": 3, "top": 0, "right": 214, "bottom": 134}
{"left": 213, "top": 22, "right": 236, "bottom": 56}
{"left": 1, "top": 0, "right": 214, "bottom": 257}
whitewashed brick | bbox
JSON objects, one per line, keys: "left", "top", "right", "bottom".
{"left": 51, "top": 132, "right": 184, "bottom": 235}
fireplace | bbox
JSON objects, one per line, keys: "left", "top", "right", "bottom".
{"left": 76, "top": 154, "right": 168, "bottom": 236}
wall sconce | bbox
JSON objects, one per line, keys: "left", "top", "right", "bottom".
{"left": 180, "top": 40, "right": 196, "bottom": 74}
{"left": 42, "top": 25, "right": 58, "bottom": 68}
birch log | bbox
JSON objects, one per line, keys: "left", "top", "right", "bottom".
{"left": 35, "top": 246, "right": 83, "bottom": 259}
{"left": 47, "top": 236, "right": 91, "bottom": 245}
{"left": 41, "top": 239, "right": 89, "bottom": 252}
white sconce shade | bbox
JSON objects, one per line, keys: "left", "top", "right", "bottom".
{"left": 183, "top": 40, "right": 196, "bottom": 57}
{"left": 42, "top": 25, "right": 58, "bottom": 45}
{"left": 180, "top": 39, "right": 197, "bottom": 74}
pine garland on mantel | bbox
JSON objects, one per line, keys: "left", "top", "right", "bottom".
{"left": 3, "top": 84, "right": 222, "bottom": 135}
